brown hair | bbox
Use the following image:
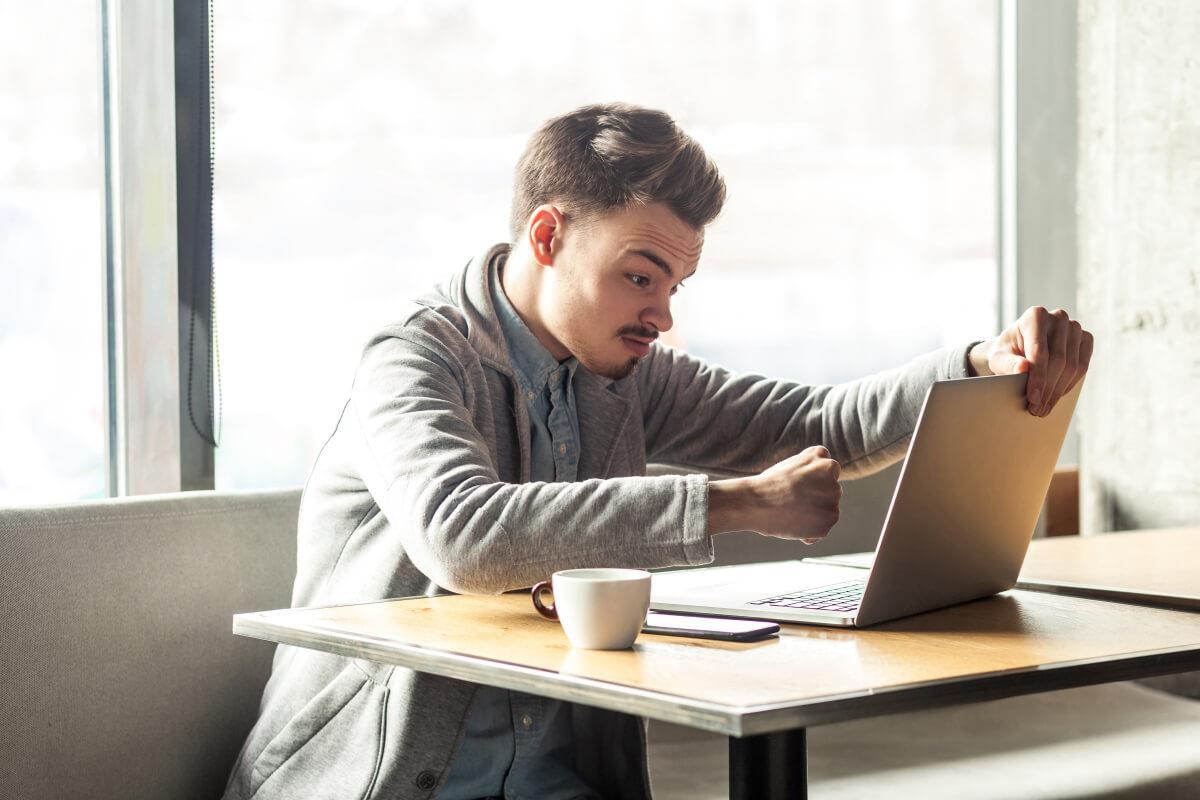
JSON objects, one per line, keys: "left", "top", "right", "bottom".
{"left": 509, "top": 103, "right": 726, "bottom": 241}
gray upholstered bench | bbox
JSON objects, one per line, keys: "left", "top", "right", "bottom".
{"left": 1, "top": 489, "right": 300, "bottom": 800}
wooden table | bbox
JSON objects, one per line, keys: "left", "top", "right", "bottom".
{"left": 234, "top": 580, "right": 1200, "bottom": 799}
{"left": 1018, "top": 527, "right": 1200, "bottom": 609}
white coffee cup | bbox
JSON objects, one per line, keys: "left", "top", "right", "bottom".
{"left": 531, "top": 568, "right": 651, "bottom": 649}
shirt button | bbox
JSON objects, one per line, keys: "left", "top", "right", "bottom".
{"left": 526, "top": 390, "right": 534, "bottom": 401}
{"left": 558, "top": 443, "right": 567, "bottom": 455}
{"left": 415, "top": 770, "right": 437, "bottom": 790}
{"left": 521, "top": 714, "right": 534, "bottom": 729}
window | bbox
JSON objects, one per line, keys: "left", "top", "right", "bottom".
{"left": 214, "top": 0, "right": 996, "bottom": 489}
{"left": 0, "top": 3, "right": 104, "bottom": 503}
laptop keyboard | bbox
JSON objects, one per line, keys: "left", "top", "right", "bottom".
{"left": 748, "top": 581, "right": 866, "bottom": 613}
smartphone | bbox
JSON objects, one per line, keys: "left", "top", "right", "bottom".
{"left": 642, "top": 611, "right": 779, "bottom": 642}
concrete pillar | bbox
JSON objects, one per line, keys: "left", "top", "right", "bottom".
{"left": 1077, "top": 0, "right": 1200, "bottom": 534}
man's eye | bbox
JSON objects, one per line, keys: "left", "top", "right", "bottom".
{"left": 670, "top": 280, "right": 687, "bottom": 296}
{"left": 628, "top": 274, "right": 650, "bottom": 288}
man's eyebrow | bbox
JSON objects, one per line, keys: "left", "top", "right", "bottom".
{"left": 633, "top": 248, "right": 697, "bottom": 280}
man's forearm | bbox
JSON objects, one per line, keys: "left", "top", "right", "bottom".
{"left": 706, "top": 477, "right": 757, "bottom": 537}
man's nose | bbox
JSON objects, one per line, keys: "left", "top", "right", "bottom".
{"left": 642, "top": 299, "right": 673, "bottom": 334}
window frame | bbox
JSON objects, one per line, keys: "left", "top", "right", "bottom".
{"left": 99, "top": 0, "right": 215, "bottom": 495}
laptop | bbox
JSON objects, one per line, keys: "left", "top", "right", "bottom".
{"left": 651, "top": 372, "right": 1083, "bottom": 627}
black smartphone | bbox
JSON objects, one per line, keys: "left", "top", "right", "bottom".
{"left": 642, "top": 611, "right": 779, "bottom": 642}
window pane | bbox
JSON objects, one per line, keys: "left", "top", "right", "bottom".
{"left": 0, "top": 2, "right": 104, "bottom": 503}
{"left": 214, "top": 0, "right": 995, "bottom": 490}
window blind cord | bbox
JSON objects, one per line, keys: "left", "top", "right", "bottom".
{"left": 186, "top": 0, "right": 221, "bottom": 449}
{"left": 208, "top": 0, "right": 221, "bottom": 446}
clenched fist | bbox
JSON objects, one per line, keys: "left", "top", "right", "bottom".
{"left": 707, "top": 445, "right": 843, "bottom": 544}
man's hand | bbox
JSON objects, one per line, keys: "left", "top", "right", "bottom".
{"left": 968, "top": 306, "right": 1094, "bottom": 416}
{"left": 707, "top": 446, "right": 842, "bottom": 543}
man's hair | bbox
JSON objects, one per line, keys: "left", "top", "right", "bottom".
{"left": 509, "top": 103, "right": 727, "bottom": 241}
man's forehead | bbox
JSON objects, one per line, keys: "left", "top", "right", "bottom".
{"left": 618, "top": 216, "right": 704, "bottom": 273}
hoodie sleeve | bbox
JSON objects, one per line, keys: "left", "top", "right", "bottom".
{"left": 347, "top": 328, "right": 714, "bottom": 595}
{"left": 636, "top": 342, "right": 977, "bottom": 480}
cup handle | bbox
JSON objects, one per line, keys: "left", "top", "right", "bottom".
{"left": 531, "top": 580, "right": 558, "bottom": 620}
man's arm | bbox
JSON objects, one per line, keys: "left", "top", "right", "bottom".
{"left": 348, "top": 328, "right": 714, "bottom": 595}
{"left": 702, "top": 305, "right": 1092, "bottom": 543}
{"left": 640, "top": 306, "right": 1093, "bottom": 481}
{"left": 636, "top": 341, "right": 975, "bottom": 481}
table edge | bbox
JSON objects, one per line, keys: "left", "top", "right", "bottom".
{"left": 1013, "top": 578, "right": 1200, "bottom": 611}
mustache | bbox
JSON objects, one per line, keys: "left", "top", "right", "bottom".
{"left": 617, "top": 325, "right": 658, "bottom": 341}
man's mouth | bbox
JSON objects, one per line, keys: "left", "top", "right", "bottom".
{"left": 620, "top": 336, "right": 653, "bottom": 358}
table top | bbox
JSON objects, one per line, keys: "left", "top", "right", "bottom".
{"left": 1017, "top": 527, "right": 1200, "bottom": 608}
{"left": 234, "top": 582, "right": 1200, "bottom": 737}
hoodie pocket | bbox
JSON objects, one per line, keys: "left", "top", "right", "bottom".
{"left": 248, "top": 661, "right": 388, "bottom": 800}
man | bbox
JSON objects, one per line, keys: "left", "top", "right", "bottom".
{"left": 223, "top": 103, "right": 1092, "bottom": 800}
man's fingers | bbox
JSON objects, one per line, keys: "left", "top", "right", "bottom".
{"left": 1013, "top": 308, "right": 1093, "bottom": 415}
{"left": 1060, "top": 323, "right": 1095, "bottom": 397}
{"left": 1051, "top": 320, "right": 1084, "bottom": 409}
{"left": 1019, "top": 307, "right": 1052, "bottom": 412}
{"left": 1074, "top": 329, "right": 1095, "bottom": 388}
{"left": 1037, "top": 310, "right": 1072, "bottom": 415}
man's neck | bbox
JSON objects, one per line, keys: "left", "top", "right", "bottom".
{"left": 499, "top": 247, "right": 571, "bottom": 361}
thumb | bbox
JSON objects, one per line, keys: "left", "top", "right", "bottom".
{"left": 991, "top": 352, "right": 1031, "bottom": 375}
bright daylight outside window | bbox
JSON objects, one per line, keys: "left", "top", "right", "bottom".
{"left": 0, "top": 2, "right": 104, "bottom": 504}
{"left": 214, "top": 0, "right": 996, "bottom": 490}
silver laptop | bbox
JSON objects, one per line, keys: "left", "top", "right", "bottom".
{"left": 651, "top": 372, "right": 1083, "bottom": 627}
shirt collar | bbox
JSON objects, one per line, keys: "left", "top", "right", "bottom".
{"left": 490, "top": 259, "right": 578, "bottom": 392}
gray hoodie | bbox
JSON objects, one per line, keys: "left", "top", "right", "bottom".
{"left": 223, "top": 244, "right": 974, "bottom": 800}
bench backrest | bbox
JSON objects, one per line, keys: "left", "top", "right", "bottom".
{"left": 0, "top": 489, "right": 300, "bottom": 800}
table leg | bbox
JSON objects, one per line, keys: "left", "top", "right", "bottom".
{"left": 728, "top": 728, "right": 807, "bottom": 800}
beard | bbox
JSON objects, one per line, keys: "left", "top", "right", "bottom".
{"left": 560, "top": 324, "right": 642, "bottom": 380}
{"left": 550, "top": 280, "right": 651, "bottom": 381}
{"left": 573, "top": 343, "right": 641, "bottom": 381}
{"left": 568, "top": 323, "right": 656, "bottom": 381}
{"left": 597, "top": 356, "right": 641, "bottom": 381}
{"left": 588, "top": 324, "right": 657, "bottom": 380}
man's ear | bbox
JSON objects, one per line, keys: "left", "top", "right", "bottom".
{"left": 527, "top": 205, "right": 566, "bottom": 267}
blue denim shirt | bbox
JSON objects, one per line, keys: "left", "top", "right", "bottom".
{"left": 436, "top": 265, "right": 596, "bottom": 800}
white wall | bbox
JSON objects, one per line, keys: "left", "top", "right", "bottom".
{"left": 1077, "top": 0, "right": 1200, "bottom": 534}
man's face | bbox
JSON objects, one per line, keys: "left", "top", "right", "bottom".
{"left": 539, "top": 202, "right": 703, "bottom": 380}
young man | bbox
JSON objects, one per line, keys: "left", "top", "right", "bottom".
{"left": 223, "top": 104, "right": 1092, "bottom": 800}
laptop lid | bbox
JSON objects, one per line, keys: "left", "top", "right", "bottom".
{"left": 853, "top": 372, "right": 1082, "bottom": 625}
